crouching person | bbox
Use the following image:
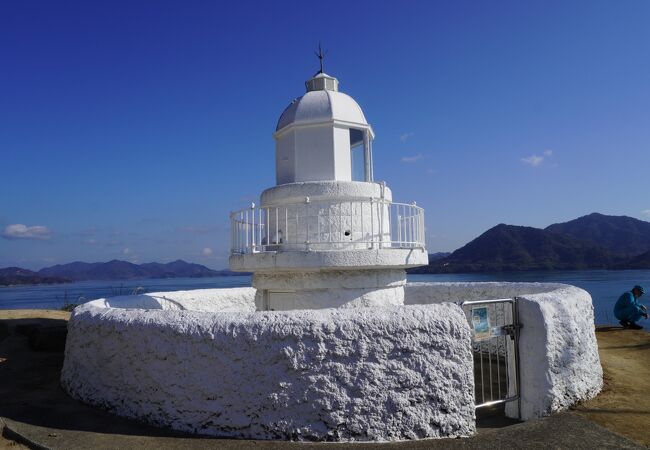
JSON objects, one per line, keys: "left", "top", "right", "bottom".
{"left": 615, "top": 285, "right": 648, "bottom": 330}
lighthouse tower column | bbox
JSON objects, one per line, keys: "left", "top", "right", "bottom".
{"left": 229, "top": 70, "right": 428, "bottom": 310}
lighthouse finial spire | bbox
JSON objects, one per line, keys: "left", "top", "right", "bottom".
{"left": 314, "top": 42, "right": 327, "bottom": 74}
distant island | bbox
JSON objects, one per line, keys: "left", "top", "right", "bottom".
{"left": 4, "top": 213, "right": 650, "bottom": 286}
{"left": 410, "top": 212, "right": 650, "bottom": 274}
{"left": 0, "top": 260, "right": 247, "bottom": 286}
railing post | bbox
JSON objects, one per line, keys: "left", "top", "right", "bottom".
{"left": 305, "top": 196, "right": 310, "bottom": 250}
{"left": 370, "top": 197, "right": 374, "bottom": 249}
{"left": 244, "top": 209, "right": 249, "bottom": 253}
{"left": 250, "top": 202, "right": 256, "bottom": 253}
{"left": 412, "top": 202, "right": 417, "bottom": 247}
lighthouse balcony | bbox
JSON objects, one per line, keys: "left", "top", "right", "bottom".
{"left": 230, "top": 198, "right": 425, "bottom": 255}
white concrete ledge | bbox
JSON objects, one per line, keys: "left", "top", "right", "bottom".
{"left": 85, "top": 287, "right": 257, "bottom": 312}
{"left": 230, "top": 248, "right": 428, "bottom": 272}
{"left": 260, "top": 181, "right": 392, "bottom": 206}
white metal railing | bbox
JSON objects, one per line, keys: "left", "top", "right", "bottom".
{"left": 230, "top": 198, "right": 425, "bottom": 255}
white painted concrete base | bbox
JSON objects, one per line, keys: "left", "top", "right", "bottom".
{"left": 404, "top": 282, "right": 604, "bottom": 420}
{"left": 61, "top": 281, "right": 603, "bottom": 441}
{"left": 62, "top": 299, "right": 475, "bottom": 441}
{"left": 505, "top": 286, "right": 604, "bottom": 420}
{"left": 253, "top": 269, "right": 406, "bottom": 310}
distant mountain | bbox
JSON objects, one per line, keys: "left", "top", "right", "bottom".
{"left": 38, "top": 259, "right": 221, "bottom": 281}
{"left": 412, "top": 224, "right": 615, "bottom": 273}
{"left": 0, "top": 267, "right": 69, "bottom": 286}
{"left": 614, "top": 250, "right": 650, "bottom": 270}
{"left": 427, "top": 252, "right": 451, "bottom": 263}
{"left": 546, "top": 213, "right": 650, "bottom": 257}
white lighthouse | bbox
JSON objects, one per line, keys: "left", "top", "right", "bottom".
{"left": 230, "top": 65, "right": 428, "bottom": 310}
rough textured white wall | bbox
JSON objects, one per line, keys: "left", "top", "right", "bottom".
{"left": 506, "top": 285, "right": 603, "bottom": 420}
{"left": 257, "top": 181, "right": 393, "bottom": 252}
{"left": 405, "top": 282, "right": 603, "bottom": 420}
{"left": 263, "top": 201, "right": 390, "bottom": 251}
{"left": 253, "top": 269, "right": 406, "bottom": 311}
{"left": 62, "top": 300, "right": 475, "bottom": 441}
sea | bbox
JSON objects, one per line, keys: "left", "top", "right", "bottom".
{"left": 1, "top": 270, "right": 649, "bottom": 327}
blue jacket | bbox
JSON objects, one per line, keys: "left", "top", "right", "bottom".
{"left": 614, "top": 291, "right": 644, "bottom": 320}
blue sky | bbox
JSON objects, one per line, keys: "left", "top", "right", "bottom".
{"left": 1, "top": 0, "right": 650, "bottom": 270}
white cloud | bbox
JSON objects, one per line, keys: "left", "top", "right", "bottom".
{"left": 521, "top": 155, "right": 544, "bottom": 167}
{"left": 401, "top": 154, "right": 423, "bottom": 163}
{"left": 641, "top": 210, "right": 650, "bottom": 218}
{"left": 122, "top": 247, "right": 131, "bottom": 255}
{"left": 202, "top": 247, "right": 214, "bottom": 256}
{"left": 1, "top": 224, "right": 52, "bottom": 240}
{"left": 86, "top": 238, "right": 97, "bottom": 245}
{"left": 521, "top": 149, "right": 554, "bottom": 167}
{"left": 400, "top": 132, "right": 415, "bottom": 142}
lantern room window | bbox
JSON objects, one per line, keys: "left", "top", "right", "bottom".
{"left": 350, "top": 128, "right": 367, "bottom": 182}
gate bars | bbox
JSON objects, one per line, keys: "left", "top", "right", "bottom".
{"left": 460, "top": 297, "right": 522, "bottom": 417}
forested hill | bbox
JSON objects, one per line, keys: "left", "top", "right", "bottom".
{"left": 1, "top": 260, "right": 230, "bottom": 285}
{"left": 0, "top": 267, "right": 69, "bottom": 286}
{"left": 37, "top": 259, "right": 221, "bottom": 281}
{"left": 545, "top": 213, "right": 650, "bottom": 257}
{"left": 412, "top": 213, "right": 650, "bottom": 273}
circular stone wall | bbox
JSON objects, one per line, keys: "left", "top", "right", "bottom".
{"left": 61, "top": 282, "right": 603, "bottom": 441}
{"left": 405, "top": 282, "right": 604, "bottom": 420}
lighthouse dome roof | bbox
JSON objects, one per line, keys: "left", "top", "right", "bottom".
{"left": 275, "top": 73, "right": 370, "bottom": 134}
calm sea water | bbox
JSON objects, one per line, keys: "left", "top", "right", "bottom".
{"left": 1, "top": 270, "right": 649, "bottom": 326}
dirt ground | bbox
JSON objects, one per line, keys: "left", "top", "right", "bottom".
{"left": 0, "top": 310, "right": 70, "bottom": 321}
{"left": 1, "top": 310, "right": 648, "bottom": 449}
{"left": 1, "top": 310, "right": 69, "bottom": 449}
{"left": 573, "top": 326, "right": 650, "bottom": 447}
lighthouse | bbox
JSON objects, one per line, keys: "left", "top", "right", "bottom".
{"left": 230, "top": 63, "right": 428, "bottom": 310}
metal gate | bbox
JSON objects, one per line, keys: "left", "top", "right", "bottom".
{"left": 461, "top": 298, "right": 521, "bottom": 413}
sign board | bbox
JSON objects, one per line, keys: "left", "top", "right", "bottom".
{"left": 471, "top": 306, "right": 491, "bottom": 341}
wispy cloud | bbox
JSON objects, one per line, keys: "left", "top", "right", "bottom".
{"left": 521, "top": 150, "right": 554, "bottom": 167}
{"left": 2, "top": 224, "right": 52, "bottom": 240}
{"left": 401, "top": 154, "right": 423, "bottom": 163}
{"left": 641, "top": 210, "right": 650, "bottom": 218}
{"left": 400, "top": 132, "right": 415, "bottom": 142}
{"left": 202, "top": 247, "right": 214, "bottom": 256}
{"left": 122, "top": 247, "right": 131, "bottom": 255}
{"left": 521, "top": 155, "right": 543, "bottom": 167}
